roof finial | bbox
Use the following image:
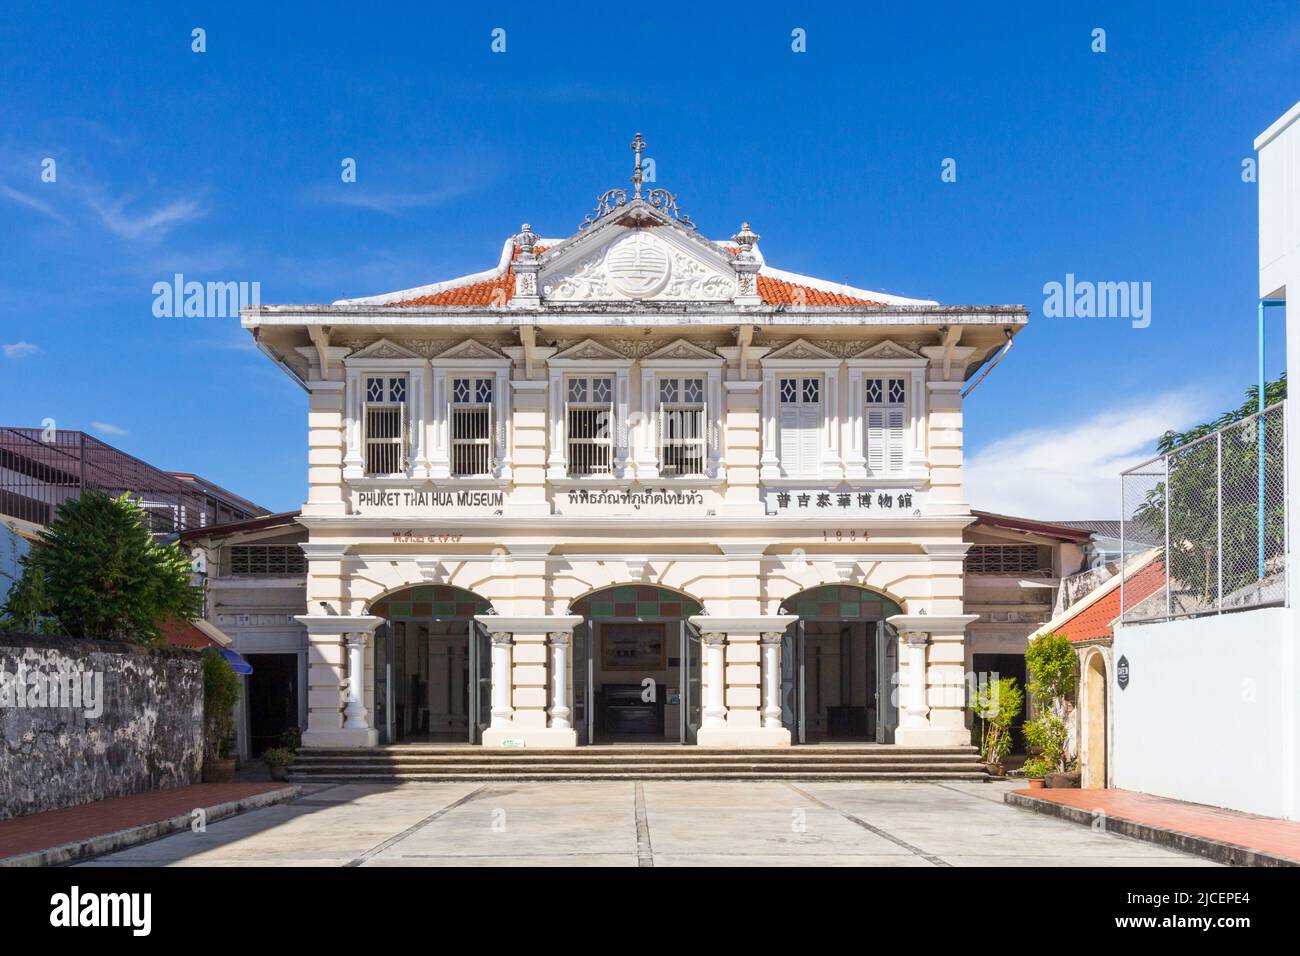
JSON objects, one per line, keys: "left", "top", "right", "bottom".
{"left": 630, "top": 132, "right": 647, "bottom": 199}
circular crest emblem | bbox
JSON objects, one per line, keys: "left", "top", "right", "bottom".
{"left": 605, "top": 232, "right": 671, "bottom": 298}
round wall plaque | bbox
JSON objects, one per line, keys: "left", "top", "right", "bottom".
{"left": 605, "top": 232, "right": 671, "bottom": 298}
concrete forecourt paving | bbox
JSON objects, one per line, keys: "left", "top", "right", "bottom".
{"left": 78, "top": 779, "right": 1218, "bottom": 867}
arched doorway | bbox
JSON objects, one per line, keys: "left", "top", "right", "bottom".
{"left": 1082, "top": 651, "right": 1108, "bottom": 788}
{"left": 570, "top": 586, "right": 703, "bottom": 745}
{"left": 779, "top": 586, "right": 903, "bottom": 744}
{"left": 370, "top": 586, "right": 493, "bottom": 745}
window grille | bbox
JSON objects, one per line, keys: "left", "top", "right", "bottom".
{"left": 567, "top": 376, "right": 614, "bottom": 476}
{"left": 229, "top": 545, "right": 307, "bottom": 576}
{"left": 364, "top": 376, "right": 408, "bottom": 475}
{"left": 964, "top": 545, "right": 1050, "bottom": 575}
{"left": 658, "top": 376, "right": 706, "bottom": 476}
{"left": 450, "top": 377, "right": 494, "bottom": 477}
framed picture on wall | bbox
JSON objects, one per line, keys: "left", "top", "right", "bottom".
{"left": 602, "top": 623, "right": 667, "bottom": 671}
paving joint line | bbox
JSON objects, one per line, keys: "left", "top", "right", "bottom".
{"left": 785, "top": 782, "right": 950, "bottom": 867}
{"left": 344, "top": 784, "right": 488, "bottom": 867}
{"left": 634, "top": 782, "right": 654, "bottom": 867}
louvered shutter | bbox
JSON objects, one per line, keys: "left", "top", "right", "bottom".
{"left": 779, "top": 401, "right": 803, "bottom": 475}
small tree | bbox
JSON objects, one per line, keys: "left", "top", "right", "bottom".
{"left": 1022, "top": 631, "right": 1077, "bottom": 777}
{"left": 969, "top": 676, "right": 1023, "bottom": 766}
{"left": 203, "top": 648, "right": 241, "bottom": 762}
{"left": 0, "top": 492, "right": 203, "bottom": 643}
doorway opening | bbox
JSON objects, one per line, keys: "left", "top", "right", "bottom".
{"left": 370, "top": 586, "right": 493, "bottom": 744}
{"left": 778, "top": 586, "right": 903, "bottom": 744}
{"left": 570, "top": 586, "right": 703, "bottom": 745}
{"left": 244, "top": 652, "right": 299, "bottom": 756}
{"left": 1082, "top": 652, "right": 1108, "bottom": 788}
{"left": 971, "top": 652, "right": 1028, "bottom": 753}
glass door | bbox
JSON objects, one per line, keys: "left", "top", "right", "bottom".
{"left": 780, "top": 621, "right": 806, "bottom": 744}
{"left": 683, "top": 621, "right": 701, "bottom": 744}
{"left": 373, "top": 621, "right": 394, "bottom": 744}
{"left": 573, "top": 621, "right": 592, "bottom": 745}
{"left": 874, "top": 621, "right": 899, "bottom": 744}
{"left": 469, "top": 620, "right": 492, "bottom": 744}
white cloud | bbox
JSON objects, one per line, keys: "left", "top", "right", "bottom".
{"left": 964, "top": 390, "right": 1218, "bottom": 521}
{"left": 91, "top": 421, "right": 128, "bottom": 437}
{"left": 2, "top": 341, "right": 39, "bottom": 358}
{"left": 82, "top": 193, "right": 204, "bottom": 240}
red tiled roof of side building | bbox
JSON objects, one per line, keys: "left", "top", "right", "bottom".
{"left": 158, "top": 618, "right": 221, "bottom": 650}
{"left": 1057, "top": 558, "right": 1166, "bottom": 642}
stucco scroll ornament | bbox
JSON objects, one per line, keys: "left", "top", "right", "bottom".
{"left": 643, "top": 188, "right": 696, "bottom": 230}
{"left": 579, "top": 188, "right": 629, "bottom": 231}
{"left": 662, "top": 251, "right": 735, "bottom": 299}
{"left": 542, "top": 252, "right": 613, "bottom": 301}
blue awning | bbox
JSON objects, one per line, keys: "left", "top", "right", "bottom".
{"left": 218, "top": 647, "right": 254, "bottom": 675}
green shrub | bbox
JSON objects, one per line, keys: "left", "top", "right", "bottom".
{"left": 969, "top": 676, "right": 1022, "bottom": 764}
{"left": 261, "top": 747, "right": 295, "bottom": 770}
{"left": 0, "top": 492, "right": 203, "bottom": 643}
{"left": 1022, "top": 632, "right": 1077, "bottom": 775}
{"left": 203, "top": 648, "right": 241, "bottom": 761}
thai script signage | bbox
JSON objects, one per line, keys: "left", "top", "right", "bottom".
{"left": 556, "top": 487, "right": 713, "bottom": 515}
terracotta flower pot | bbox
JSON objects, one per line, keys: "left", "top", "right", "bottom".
{"left": 1046, "top": 771, "right": 1081, "bottom": 789}
{"left": 985, "top": 762, "right": 1007, "bottom": 777}
{"left": 203, "top": 757, "right": 237, "bottom": 784}
{"left": 1026, "top": 778, "right": 1046, "bottom": 789}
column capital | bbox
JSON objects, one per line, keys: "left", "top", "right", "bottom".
{"left": 490, "top": 631, "right": 514, "bottom": 646}
{"left": 701, "top": 632, "right": 728, "bottom": 646}
{"left": 759, "top": 631, "right": 785, "bottom": 645}
{"left": 547, "top": 631, "right": 571, "bottom": 645}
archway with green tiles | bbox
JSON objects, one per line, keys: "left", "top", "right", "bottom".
{"left": 779, "top": 585, "right": 902, "bottom": 622}
{"left": 368, "top": 585, "right": 495, "bottom": 746}
{"left": 778, "top": 585, "right": 902, "bottom": 745}
{"left": 569, "top": 585, "right": 703, "bottom": 746}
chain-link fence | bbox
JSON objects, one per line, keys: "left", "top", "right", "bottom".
{"left": 1120, "top": 402, "right": 1288, "bottom": 624}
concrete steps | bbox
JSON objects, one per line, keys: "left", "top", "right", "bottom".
{"left": 288, "top": 745, "right": 988, "bottom": 783}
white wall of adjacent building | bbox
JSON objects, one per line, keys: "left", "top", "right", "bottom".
{"left": 1113, "top": 610, "right": 1299, "bottom": 819}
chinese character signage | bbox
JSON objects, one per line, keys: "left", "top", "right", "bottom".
{"left": 763, "top": 489, "right": 925, "bottom": 516}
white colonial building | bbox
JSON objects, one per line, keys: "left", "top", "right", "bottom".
{"left": 241, "top": 136, "right": 1027, "bottom": 751}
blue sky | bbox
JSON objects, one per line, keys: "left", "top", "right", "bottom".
{"left": 0, "top": 2, "right": 1295, "bottom": 517}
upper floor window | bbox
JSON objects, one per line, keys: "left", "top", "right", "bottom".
{"left": 365, "top": 375, "right": 408, "bottom": 476}
{"left": 658, "top": 376, "right": 706, "bottom": 476}
{"left": 865, "top": 376, "right": 906, "bottom": 473}
{"left": 450, "top": 376, "right": 494, "bottom": 477}
{"left": 566, "top": 375, "right": 614, "bottom": 476}
{"left": 778, "top": 376, "right": 821, "bottom": 477}
{"left": 229, "top": 544, "right": 306, "bottom": 576}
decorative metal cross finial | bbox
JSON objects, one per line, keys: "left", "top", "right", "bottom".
{"left": 630, "top": 132, "right": 647, "bottom": 198}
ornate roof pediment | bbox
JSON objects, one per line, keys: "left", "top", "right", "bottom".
{"left": 763, "top": 338, "right": 839, "bottom": 362}
{"left": 345, "top": 337, "right": 422, "bottom": 361}
{"left": 549, "top": 338, "right": 628, "bottom": 362}
{"left": 432, "top": 338, "right": 507, "bottom": 361}
{"left": 850, "top": 339, "right": 926, "bottom": 361}
{"left": 642, "top": 338, "right": 722, "bottom": 362}
{"left": 538, "top": 214, "right": 737, "bottom": 305}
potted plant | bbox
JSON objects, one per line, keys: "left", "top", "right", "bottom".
{"left": 201, "top": 648, "right": 241, "bottom": 783}
{"left": 1021, "top": 631, "right": 1078, "bottom": 790}
{"left": 262, "top": 746, "right": 295, "bottom": 782}
{"left": 969, "top": 676, "right": 1022, "bottom": 776}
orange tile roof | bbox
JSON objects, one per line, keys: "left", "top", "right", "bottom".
{"left": 1056, "top": 558, "right": 1165, "bottom": 642}
{"left": 756, "top": 273, "right": 884, "bottom": 307}
{"left": 380, "top": 243, "right": 884, "bottom": 307}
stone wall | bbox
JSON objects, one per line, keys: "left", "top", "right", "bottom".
{"left": 0, "top": 634, "right": 204, "bottom": 820}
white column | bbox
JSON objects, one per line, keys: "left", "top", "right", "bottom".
{"left": 821, "top": 365, "right": 844, "bottom": 479}
{"left": 760, "top": 631, "right": 783, "bottom": 728}
{"left": 411, "top": 365, "right": 431, "bottom": 479}
{"left": 490, "top": 632, "right": 514, "bottom": 726}
{"left": 902, "top": 631, "right": 930, "bottom": 729}
{"left": 844, "top": 372, "right": 867, "bottom": 478}
{"left": 546, "top": 369, "right": 567, "bottom": 478}
{"left": 614, "top": 367, "right": 631, "bottom": 477}
{"left": 548, "top": 631, "right": 571, "bottom": 729}
{"left": 343, "top": 368, "right": 364, "bottom": 478}
{"left": 429, "top": 368, "right": 451, "bottom": 478}
{"left": 759, "top": 369, "right": 780, "bottom": 479}
{"left": 494, "top": 366, "right": 513, "bottom": 479}
{"left": 636, "top": 368, "right": 659, "bottom": 479}
{"left": 702, "top": 633, "right": 728, "bottom": 728}
{"left": 707, "top": 368, "right": 724, "bottom": 479}
{"left": 343, "top": 632, "right": 370, "bottom": 730}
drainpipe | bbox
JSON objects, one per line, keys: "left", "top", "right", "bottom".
{"left": 960, "top": 329, "right": 1014, "bottom": 399}
{"left": 1259, "top": 299, "right": 1285, "bottom": 578}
